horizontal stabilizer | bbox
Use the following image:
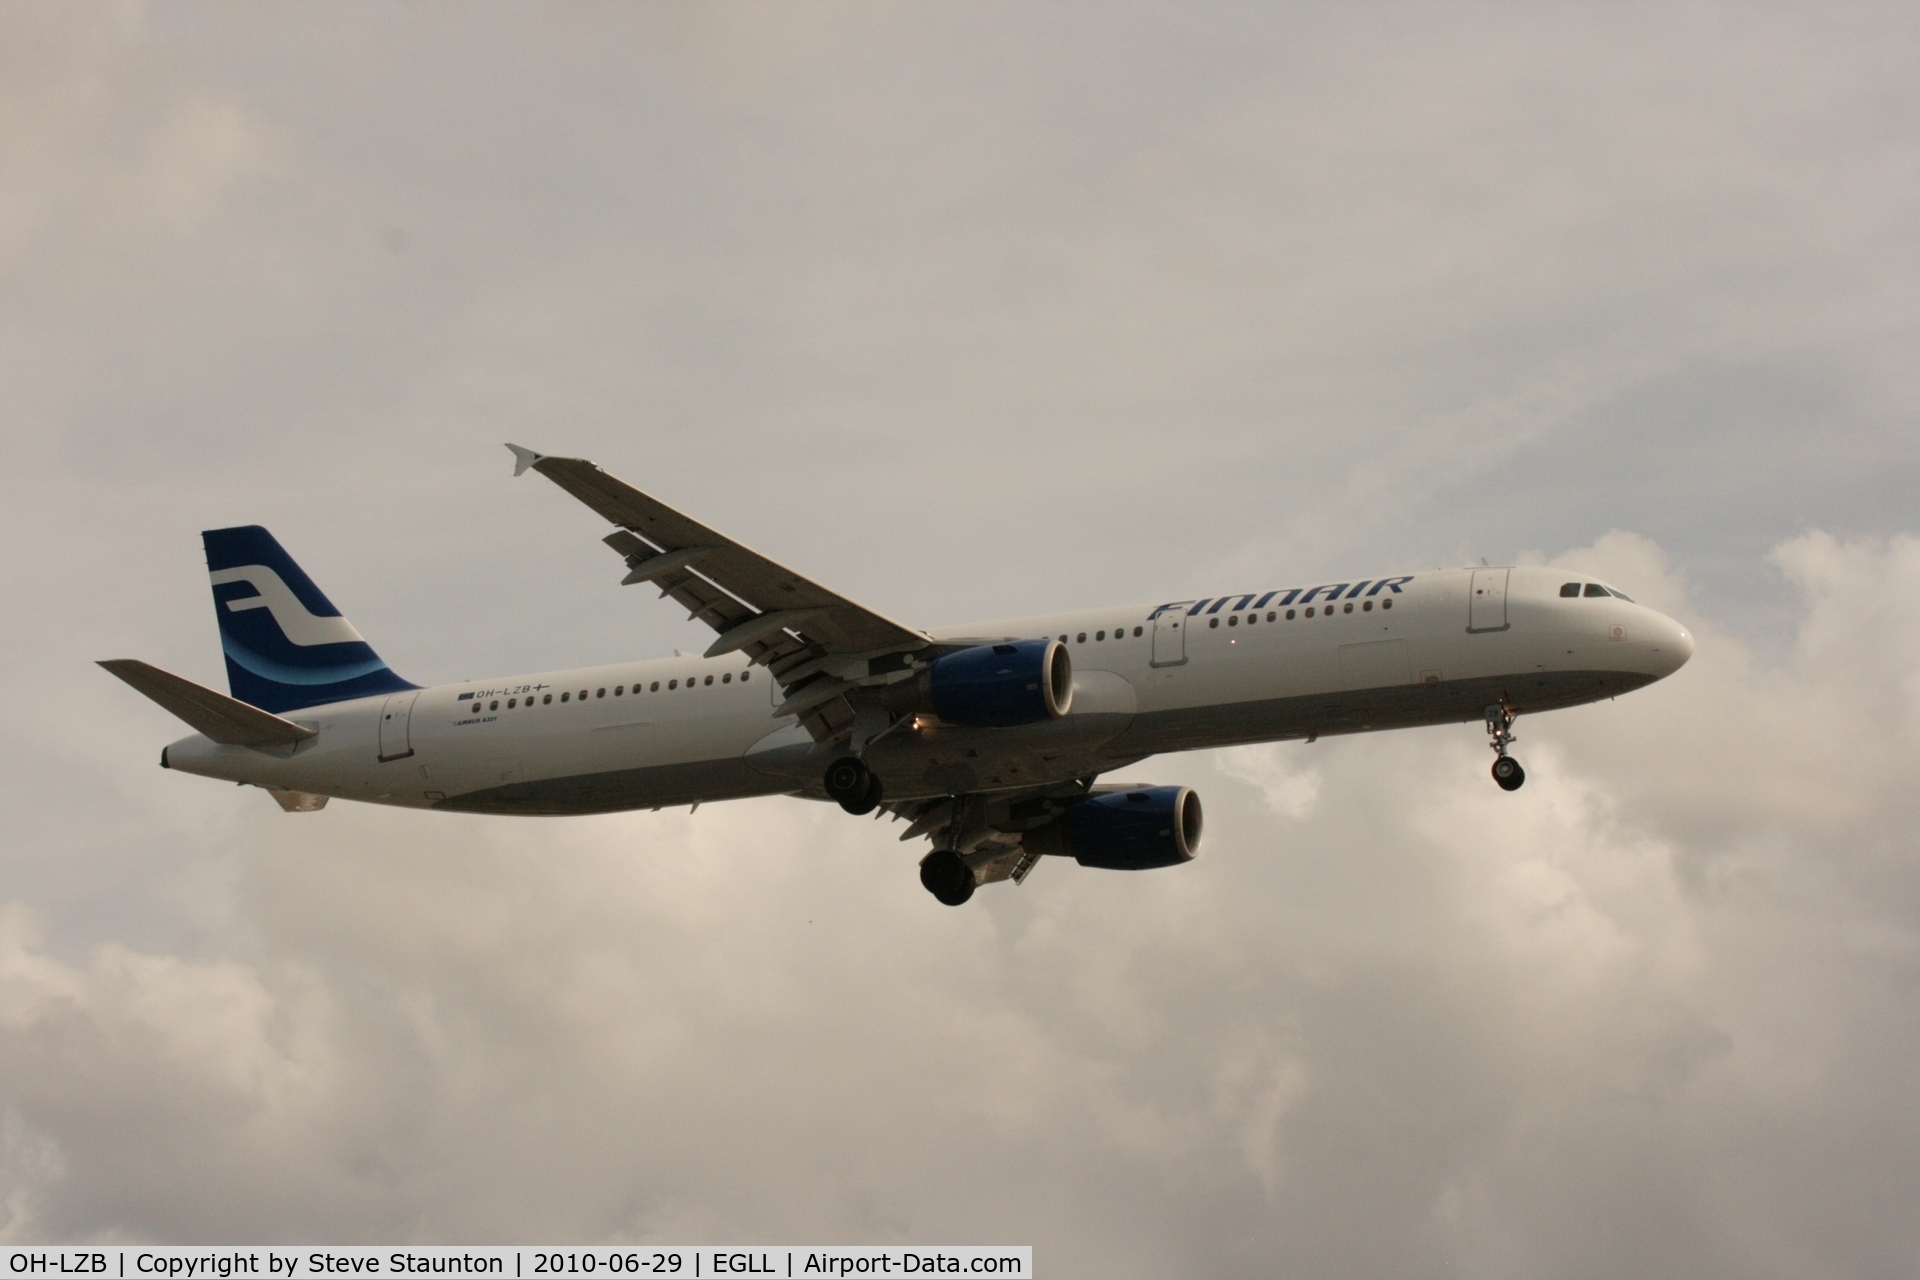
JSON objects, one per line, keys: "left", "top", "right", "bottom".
{"left": 98, "top": 659, "right": 319, "bottom": 748}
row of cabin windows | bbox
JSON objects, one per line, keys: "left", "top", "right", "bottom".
{"left": 477, "top": 670, "right": 750, "bottom": 712}
{"left": 1059, "top": 626, "right": 1146, "bottom": 643}
{"left": 1208, "top": 598, "right": 1393, "bottom": 628}
{"left": 1561, "top": 582, "right": 1633, "bottom": 601}
{"left": 1051, "top": 598, "right": 1398, "bottom": 646}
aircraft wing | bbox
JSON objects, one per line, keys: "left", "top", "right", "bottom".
{"left": 509, "top": 445, "right": 932, "bottom": 739}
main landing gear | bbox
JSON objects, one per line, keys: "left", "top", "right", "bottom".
{"left": 826, "top": 756, "right": 978, "bottom": 906}
{"left": 919, "top": 849, "right": 975, "bottom": 907}
{"left": 824, "top": 756, "right": 884, "bottom": 815}
{"left": 1485, "top": 703, "right": 1526, "bottom": 792}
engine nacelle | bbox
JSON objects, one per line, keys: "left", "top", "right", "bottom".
{"left": 1024, "top": 785, "right": 1203, "bottom": 870}
{"left": 921, "top": 638, "right": 1073, "bottom": 728}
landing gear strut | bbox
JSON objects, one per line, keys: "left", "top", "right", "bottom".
{"left": 919, "top": 849, "right": 975, "bottom": 906}
{"left": 1486, "top": 703, "right": 1526, "bottom": 791}
{"left": 824, "top": 757, "right": 883, "bottom": 815}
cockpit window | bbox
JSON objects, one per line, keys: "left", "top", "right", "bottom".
{"left": 1608, "top": 588, "right": 1633, "bottom": 602}
{"left": 1560, "top": 582, "right": 1581, "bottom": 597}
{"left": 1583, "top": 584, "right": 1609, "bottom": 597}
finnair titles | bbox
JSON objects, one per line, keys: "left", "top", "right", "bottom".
{"left": 102, "top": 446, "right": 1693, "bottom": 906}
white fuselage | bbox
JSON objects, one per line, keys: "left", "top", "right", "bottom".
{"left": 162, "top": 566, "right": 1692, "bottom": 815}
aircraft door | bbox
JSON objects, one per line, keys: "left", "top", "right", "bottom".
{"left": 1468, "top": 568, "right": 1510, "bottom": 633}
{"left": 378, "top": 690, "right": 420, "bottom": 761}
{"left": 1151, "top": 609, "right": 1188, "bottom": 667}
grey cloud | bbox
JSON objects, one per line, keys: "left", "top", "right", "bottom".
{"left": 9, "top": 533, "right": 1920, "bottom": 1274}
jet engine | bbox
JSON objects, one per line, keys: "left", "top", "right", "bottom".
{"left": 899, "top": 638, "right": 1073, "bottom": 727}
{"left": 1022, "top": 785, "right": 1203, "bottom": 870}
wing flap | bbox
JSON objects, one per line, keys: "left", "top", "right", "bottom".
{"left": 99, "top": 660, "right": 318, "bottom": 748}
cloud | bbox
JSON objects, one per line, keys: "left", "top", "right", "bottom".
{"left": 4, "top": 526, "right": 1920, "bottom": 1278}
{"left": 1215, "top": 744, "right": 1322, "bottom": 821}
{"left": 0, "top": 2, "right": 278, "bottom": 288}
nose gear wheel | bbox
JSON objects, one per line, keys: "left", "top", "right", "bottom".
{"left": 1485, "top": 703, "right": 1525, "bottom": 791}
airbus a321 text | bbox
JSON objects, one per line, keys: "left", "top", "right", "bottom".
{"left": 102, "top": 446, "right": 1693, "bottom": 906}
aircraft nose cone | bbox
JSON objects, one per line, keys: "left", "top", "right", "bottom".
{"left": 1653, "top": 617, "right": 1693, "bottom": 677}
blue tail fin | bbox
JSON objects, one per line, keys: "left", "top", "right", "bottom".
{"left": 202, "top": 526, "right": 416, "bottom": 714}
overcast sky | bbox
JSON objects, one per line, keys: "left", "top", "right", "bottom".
{"left": 4, "top": 2, "right": 1920, "bottom": 1274}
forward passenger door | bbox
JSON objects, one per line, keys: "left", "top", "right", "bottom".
{"left": 1468, "top": 568, "right": 1510, "bottom": 633}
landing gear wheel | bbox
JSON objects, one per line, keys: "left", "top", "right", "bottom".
{"left": 840, "top": 772, "right": 884, "bottom": 817}
{"left": 1484, "top": 702, "right": 1525, "bottom": 792}
{"left": 824, "top": 757, "right": 871, "bottom": 806}
{"left": 919, "top": 850, "right": 975, "bottom": 906}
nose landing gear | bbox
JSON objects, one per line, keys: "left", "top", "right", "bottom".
{"left": 1485, "top": 703, "right": 1526, "bottom": 791}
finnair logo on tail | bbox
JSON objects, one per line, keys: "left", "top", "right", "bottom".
{"left": 209, "top": 566, "right": 365, "bottom": 647}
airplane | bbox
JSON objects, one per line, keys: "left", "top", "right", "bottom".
{"left": 100, "top": 445, "right": 1693, "bottom": 906}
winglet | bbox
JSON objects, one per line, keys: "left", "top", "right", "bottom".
{"left": 506, "top": 443, "right": 546, "bottom": 477}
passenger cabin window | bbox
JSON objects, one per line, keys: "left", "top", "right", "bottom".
{"left": 1133, "top": 626, "right": 1143, "bottom": 637}
{"left": 1584, "top": 584, "right": 1609, "bottom": 597}
{"left": 1228, "top": 615, "right": 1238, "bottom": 626}
{"left": 1209, "top": 618, "right": 1219, "bottom": 628}
{"left": 723, "top": 672, "right": 732, "bottom": 683}
{"left": 1077, "top": 633, "right": 1086, "bottom": 643}
{"left": 1096, "top": 630, "right": 1105, "bottom": 641}
{"left": 543, "top": 694, "right": 552, "bottom": 704}
{"left": 704, "top": 675, "right": 713, "bottom": 686}
{"left": 488, "top": 700, "right": 499, "bottom": 711}
{"left": 1382, "top": 599, "right": 1392, "bottom": 610}
{"left": 1286, "top": 609, "right": 1295, "bottom": 620}
{"left": 597, "top": 688, "right": 606, "bottom": 698}
{"left": 1363, "top": 600, "right": 1373, "bottom": 611}
{"left": 1560, "top": 582, "right": 1581, "bottom": 597}
{"left": 741, "top": 672, "right": 750, "bottom": 682}
{"left": 615, "top": 685, "right": 624, "bottom": 696}
{"left": 579, "top": 689, "right": 588, "bottom": 699}
{"left": 668, "top": 680, "right": 677, "bottom": 690}
{"left": 650, "top": 682, "right": 660, "bottom": 692}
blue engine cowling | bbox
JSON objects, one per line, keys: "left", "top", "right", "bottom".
{"left": 926, "top": 638, "right": 1073, "bottom": 727}
{"left": 1026, "top": 785, "right": 1203, "bottom": 870}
